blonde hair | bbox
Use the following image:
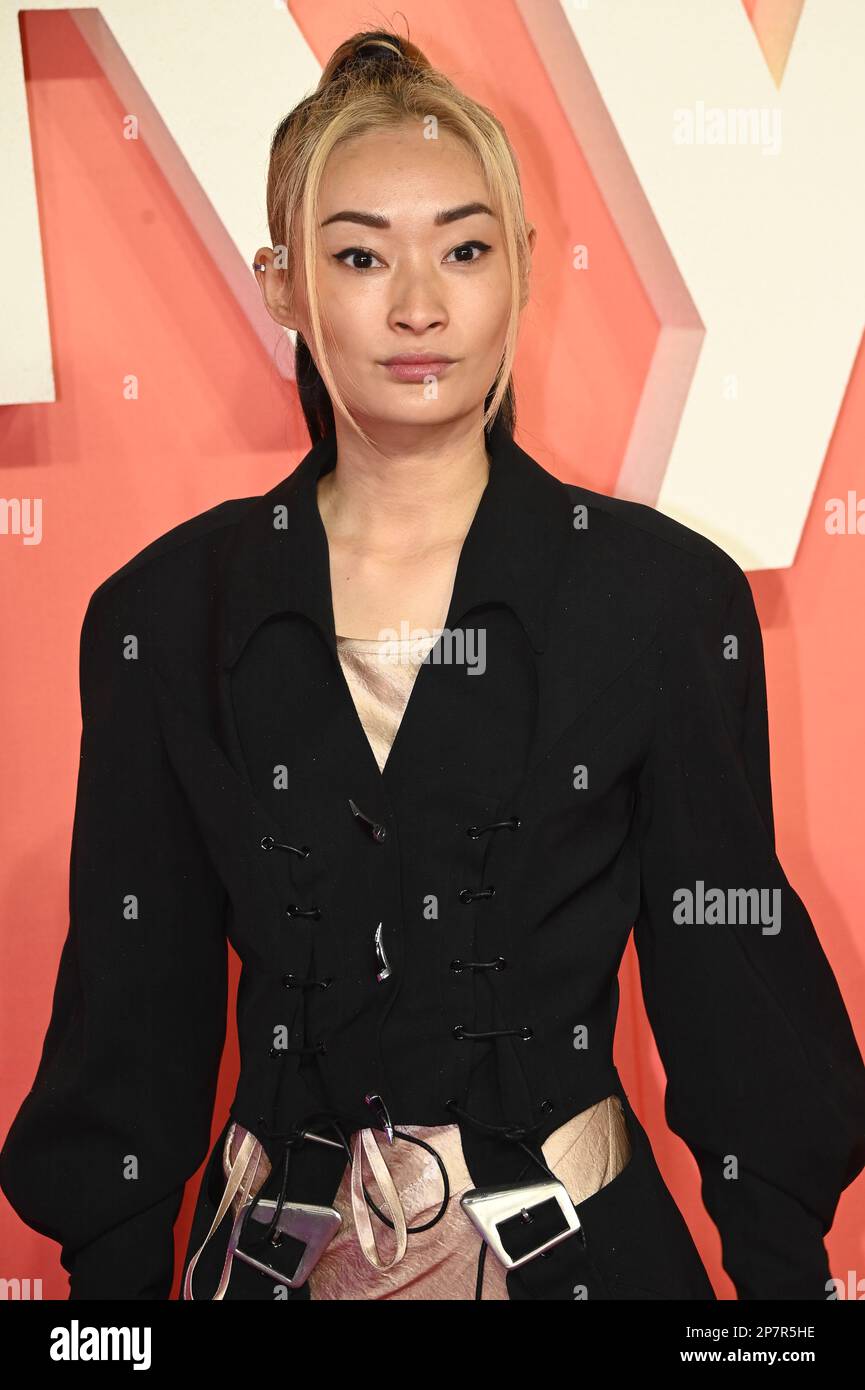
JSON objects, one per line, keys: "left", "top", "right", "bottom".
{"left": 264, "top": 27, "right": 530, "bottom": 449}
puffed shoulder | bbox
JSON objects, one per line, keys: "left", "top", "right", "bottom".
{"left": 562, "top": 480, "right": 755, "bottom": 629}
{"left": 85, "top": 496, "right": 256, "bottom": 612}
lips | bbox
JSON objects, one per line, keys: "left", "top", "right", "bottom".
{"left": 381, "top": 357, "right": 456, "bottom": 382}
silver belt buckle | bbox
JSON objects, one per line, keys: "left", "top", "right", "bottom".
{"left": 233, "top": 1198, "right": 342, "bottom": 1287}
{"left": 232, "top": 1127, "right": 344, "bottom": 1288}
{"left": 460, "top": 1176, "right": 582, "bottom": 1269}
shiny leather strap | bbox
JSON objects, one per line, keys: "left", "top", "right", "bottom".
{"left": 349, "top": 1126, "right": 409, "bottom": 1269}
{"left": 182, "top": 1126, "right": 266, "bottom": 1300}
{"left": 188, "top": 1097, "right": 631, "bottom": 1298}
{"left": 183, "top": 1121, "right": 412, "bottom": 1299}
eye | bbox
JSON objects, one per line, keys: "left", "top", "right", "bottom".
{"left": 332, "top": 239, "right": 493, "bottom": 274}
{"left": 333, "top": 247, "right": 385, "bottom": 273}
{"left": 444, "top": 240, "right": 492, "bottom": 264}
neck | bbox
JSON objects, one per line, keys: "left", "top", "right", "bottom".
{"left": 316, "top": 417, "right": 491, "bottom": 559}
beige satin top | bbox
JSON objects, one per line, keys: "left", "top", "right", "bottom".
{"left": 335, "top": 631, "right": 438, "bottom": 773}
{"left": 207, "top": 633, "right": 633, "bottom": 1300}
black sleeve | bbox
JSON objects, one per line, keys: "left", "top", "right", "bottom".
{"left": 633, "top": 548, "right": 865, "bottom": 1300}
{"left": 0, "top": 578, "right": 228, "bottom": 1299}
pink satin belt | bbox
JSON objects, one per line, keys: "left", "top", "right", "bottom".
{"left": 185, "top": 1095, "right": 632, "bottom": 1300}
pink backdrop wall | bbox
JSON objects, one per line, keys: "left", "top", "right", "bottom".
{"left": 2, "top": 3, "right": 863, "bottom": 1299}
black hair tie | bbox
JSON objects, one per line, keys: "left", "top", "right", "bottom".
{"left": 356, "top": 33, "right": 404, "bottom": 59}
{"left": 333, "top": 33, "right": 405, "bottom": 78}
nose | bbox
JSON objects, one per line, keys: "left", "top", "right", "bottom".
{"left": 387, "top": 264, "right": 448, "bottom": 334}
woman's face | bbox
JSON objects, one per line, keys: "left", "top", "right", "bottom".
{"left": 257, "top": 121, "right": 535, "bottom": 436}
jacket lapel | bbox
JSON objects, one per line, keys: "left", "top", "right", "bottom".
{"left": 212, "top": 420, "right": 576, "bottom": 806}
{"left": 152, "top": 422, "right": 662, "bottom": 893}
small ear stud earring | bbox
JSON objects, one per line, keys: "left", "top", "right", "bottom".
{"left": 252, "top": 261, "right": 265, "bottom": 271}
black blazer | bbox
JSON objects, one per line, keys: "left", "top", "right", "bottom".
{"left": 3, "top": 421, "right": 865, "bottom": 1301}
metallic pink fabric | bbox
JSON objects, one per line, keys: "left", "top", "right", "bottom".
{"left": 225, "top": 1096, "right": 632, "bottom": 1300}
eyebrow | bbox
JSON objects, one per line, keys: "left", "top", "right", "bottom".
{"left": 319, "top": 201, "right": 496, "bottom": 230}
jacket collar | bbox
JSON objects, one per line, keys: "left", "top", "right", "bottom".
{"left": 217, "top": 417, "right": 570, "bottom": 671}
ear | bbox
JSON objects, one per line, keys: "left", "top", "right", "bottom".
{"left": 520, "top": 223, "right": 537, "bottom": 309}
{"left": 252, "top": 246, "right": 300, "bottom": 332}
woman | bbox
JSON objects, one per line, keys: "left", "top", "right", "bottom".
{"left": 2, "top": 29, "right": 865, "bottom": 1302}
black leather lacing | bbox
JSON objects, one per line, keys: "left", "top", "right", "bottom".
{"left": 452, "top": 1024, "right": 533, "bottom": 1040}
{"left": 448, "top": 809, "right": 585, "bottom": 1298}
{"left": 238, "top": 1110, "right": 351, "bottom": 1256}
{"left": 465, "top": 816, "right": 520, "bottom": 838}
{"left": 458, "top": 885, "right": 496, "bottom": 903}
{"left": 253, "top": 810, "right": 455, "bottom": 1276}
{"left": 443, "top": 1099, "right": 555, "bottom": 1178}
{"left": 458, "top": 815, "right": 519, "bottom": 900}
{"left": 258, "top": 829, "right": 334, "bottom": 1234}
{"left": 450, "top": 956, "right": 506, "bottom": 972}
{"left": 444, "top": 1094, "right": 575, "bottom": 1300}
{"left": 261, "top": 834, "right": 311, "bottom": 857}
{"left": 239, "top": 1109, "right": 452, "bottom": 1258}
{"left": 253, "top": 805, "right": 573, "bottom": 1300}
{"left": 353, "top": 1129, "right": 451, "bottom": 1234}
